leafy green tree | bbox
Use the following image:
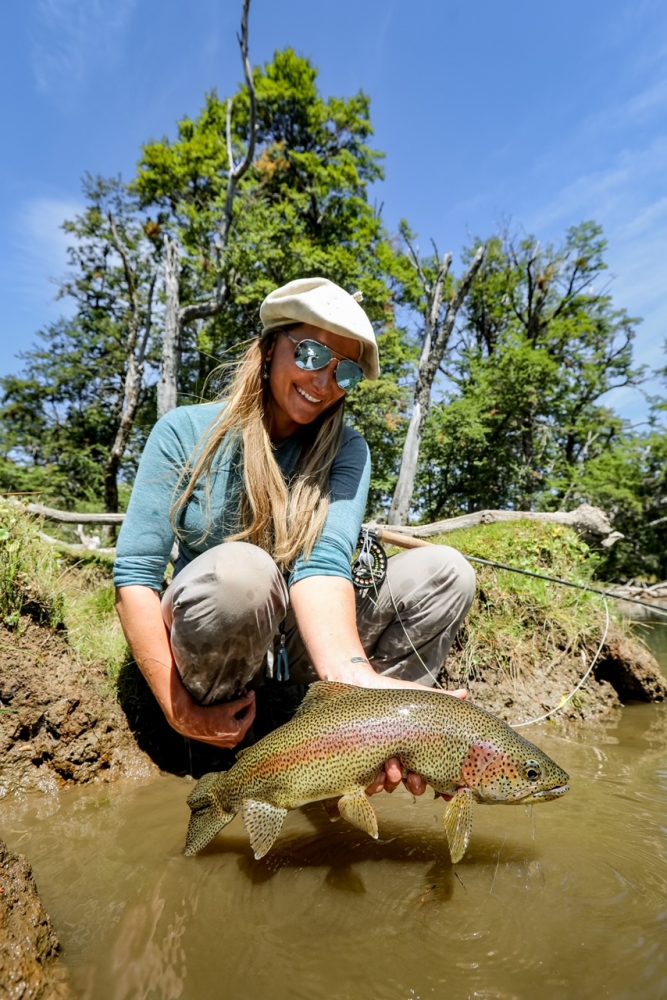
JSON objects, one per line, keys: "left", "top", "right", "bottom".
{"left": 1, "top": 48, "right": 407, "bottom": 510}
{"left": 564, "top": 348, "right": 667, "bottom": 579}
{"left": 135, "top": 48, "right": 394, "bottom": 401}
{"left": 0, "top": 177, "right": 158, "bottom": 510}
{"left": 0, "top": 317, "right": 136, "bottom": 506}
{"left": 417, "top": 223, "right": 646, "bottom": 519}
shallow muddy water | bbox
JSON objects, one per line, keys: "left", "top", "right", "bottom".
{"left": 2, "top": 623, "right": 666, "bottom": 1000}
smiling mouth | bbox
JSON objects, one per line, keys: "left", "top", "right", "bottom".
{"left": 295, "top": 386, "right": 322, "bottom": 404}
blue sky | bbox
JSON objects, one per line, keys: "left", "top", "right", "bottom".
{"left": 1, "top": 0, "right": 665, "bottom": 425}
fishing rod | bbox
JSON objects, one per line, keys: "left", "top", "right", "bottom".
{"left": 368, "top": 526, "right": 667, "bottom": 619}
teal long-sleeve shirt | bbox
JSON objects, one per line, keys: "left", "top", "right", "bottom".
{"left": 113, "top": 403, "right": 371, "bottom": 592}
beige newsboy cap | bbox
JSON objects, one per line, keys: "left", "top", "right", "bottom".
{"left": 260, "top": 276, "right": 380, "bottom": 380}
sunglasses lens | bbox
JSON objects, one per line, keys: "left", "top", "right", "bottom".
{"left": 336, "top": 360, "right": 364, "bottom": 391}
{"left": 294, "top": 340, "right": 332, "bottom": 371}
{"left": 291, "top": 336, "right": 364, "bottom": 391}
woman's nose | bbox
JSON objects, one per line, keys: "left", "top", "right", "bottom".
{"left": 311, "top": 362, "right": 337, "bottom": 390}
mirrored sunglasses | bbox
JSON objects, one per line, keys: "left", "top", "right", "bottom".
{"left": 284, "top": 333, "right": 364, "bottom": 391}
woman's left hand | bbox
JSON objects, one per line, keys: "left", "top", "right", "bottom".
{"left": 366, "top": 687, "right": 467, "bottom": 798}
{"left": 366, "top": 758, "right": 426, "bottom": 797}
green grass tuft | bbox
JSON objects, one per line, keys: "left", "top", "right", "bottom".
{"left": 0, "top": 501, "right": 126, "bottom": 678}
{"left": 430, "top": 520, "right": 613, "bottom": 688}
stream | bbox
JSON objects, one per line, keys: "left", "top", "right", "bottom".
{"left": 2, "top": 620, "right": 666, "bottom": 1000}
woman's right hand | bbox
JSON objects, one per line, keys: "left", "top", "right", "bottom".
{"left": 167, "top": 683, "right": 256, "bottom": 749}
{"left": 115, "top": 585, "right": 257, "bottom": 750}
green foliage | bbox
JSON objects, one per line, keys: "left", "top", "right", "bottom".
{"left": 0, "top": 176, "right": 158, "bottom": 508}
{"left": 436, "top": 521, "right": 610, "bottom": 686}
{"left": 136, "top": 49, "right": 393, "bottom": 396}
{"left": 558, "top": 428, "right": 667, "bottom": 580}
{"left": 0, "top": 502, "right": 126, "bottom": 672}
{"left": 58, "top": 560, "right": 127, "bottom": 678}
{"left": 0, "top": 503, "right": 65, "bottom": 629}
{"left": 0, "top": 38, "right": 662, "bottom": 583}
{"left": 416, "top": 224, "right": 648, "bottom": 535}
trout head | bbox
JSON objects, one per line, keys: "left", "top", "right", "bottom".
{"left": 460, "top": 738, "right": 570, "bottom": 805}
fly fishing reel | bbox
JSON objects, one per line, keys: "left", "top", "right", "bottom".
{"left": 352, "top": 528, "right": 388, "bottom": 595}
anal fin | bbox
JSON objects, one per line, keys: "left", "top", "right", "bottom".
{"left": 242, "top": 799, "right": 288, "bottom": 859}
{"left": 338, "top": 789, "right": 379, "bottom": 840}
{"left": 442, "top": 787, "right": 474, "bottom": 863}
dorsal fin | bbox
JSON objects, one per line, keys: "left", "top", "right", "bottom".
{"left": 293, "top": 681, "right": 354, "bottom": 718}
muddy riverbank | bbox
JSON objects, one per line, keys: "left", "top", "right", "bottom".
{"left": 1, "top": 515, "right": 666, "bottom": 997}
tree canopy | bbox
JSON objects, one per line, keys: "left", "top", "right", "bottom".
{"left": 1, "top": 46, "right": 664, "bottom": 580}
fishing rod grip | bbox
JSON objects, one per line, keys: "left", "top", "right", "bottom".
{"left": 374, "top": 527, "right": 433, "bottom": 550}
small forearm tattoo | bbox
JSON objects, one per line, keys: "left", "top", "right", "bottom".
{"left": 350, "top": 656, "right": 370, "bottom": 665}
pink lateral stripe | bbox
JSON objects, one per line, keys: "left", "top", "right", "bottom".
{"left": 243, "top": 721, "right": 443, "bottom": 782}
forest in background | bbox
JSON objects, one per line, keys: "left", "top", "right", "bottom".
{"left": 1, "top": 40, "right": 665, "bottom": 581}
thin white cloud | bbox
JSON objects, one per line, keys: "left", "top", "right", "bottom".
{"left": 528, "top": 134, "right": 667, "bottom": 233}
{"left": 515, "top": 54, "right": 667, "bottom": 424}
{"left": 31, "top": 0, "right": 136, "bottom": 108}
{"left": 10, "top": 195, "right": 83, "bottom": 316}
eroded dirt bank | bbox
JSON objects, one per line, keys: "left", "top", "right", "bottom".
{"left": 0, "top": 839, "right": 70, "bottom": 1000}
{"left": 444, "top": 623, "right": 667, "bottom": 725}
{"left": 0, "top": 622, "right": 155, "bottom": 797}
{"left": 1, "top": 616, "right": 665, "bottom": 798}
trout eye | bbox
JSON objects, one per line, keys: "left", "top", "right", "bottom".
{"left": 524, "top": 760, "right": 542, "bottom": 782}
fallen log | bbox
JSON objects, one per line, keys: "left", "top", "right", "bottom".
{"left": 370, "top": 503, "right": 623, "bottom": 548}
{"left": 5, "top": 497, "right": 124, "bottom": 525}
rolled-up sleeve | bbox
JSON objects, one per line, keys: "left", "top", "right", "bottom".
{"left": 113, "top": 410, "right": 191, "bottom": 591}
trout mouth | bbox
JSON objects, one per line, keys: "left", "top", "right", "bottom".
{"left": 531, "top": 783, "right": 570, "bottom": 801}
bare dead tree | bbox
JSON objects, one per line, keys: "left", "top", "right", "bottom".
{"left": 157, "top": 237, "right": 180, "bottom": 415}
{"left": 105, "top": 213, "right": 157, "bottom": 515}
{"left": 388, "top": 241, "right": 486, "bottom": 524}
{"left": 157, "top": 0, "right": 258, "bottom": 417}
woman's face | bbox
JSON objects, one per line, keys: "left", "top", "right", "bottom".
{"left": 266, "top": 323, "right": 361, "bottom": 441}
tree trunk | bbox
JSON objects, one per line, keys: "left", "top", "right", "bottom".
{"left": 104, "top": 218, "right": 156, "bottom": 518}
{"left": 388, "top": 399, "right": 423, "bottom": 524}
{"left": 158, "top": 237, "right": 180, "bottom": 418}
{"left": 388, "top": 245, "right": 485, "bottom": 524}
{"left": 160, "top": 0, "right": 257, "bottom": 402}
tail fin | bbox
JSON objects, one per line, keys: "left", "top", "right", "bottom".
{"left": 184, "top": 772, "right": 235, "bottom": 856}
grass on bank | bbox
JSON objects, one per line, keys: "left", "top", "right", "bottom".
{"left": 0, "top": 500, "right": 127, "bottom": 681}
{"left": 1, "top": 499, "right": 620, "bottom": 697}
{"left": 433, "top": 520, "right": 612, "bottom": 689}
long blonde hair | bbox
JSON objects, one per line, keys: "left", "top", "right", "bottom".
{"left": 171, "top": 332, "right": 344, "bottom": 568}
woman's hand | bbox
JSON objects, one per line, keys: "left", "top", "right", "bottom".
{"left": 366, "top": 688, "right": 467, "bottom": 798}
{"left": 366, "top": 758, "right": 427, "bottom": 797}
{"left": 167, "top": 680, "right": 256, "bottom": 749}
{"left": 116, "top": 584, "right": 256, "bottom": 750}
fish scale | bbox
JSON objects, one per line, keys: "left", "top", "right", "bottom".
{"left": 184, "top": 681, "right": 569, "bottom": 862}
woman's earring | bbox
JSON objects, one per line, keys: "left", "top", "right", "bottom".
{"left": 262, "top": 359, "right": 271, "bottom": 381}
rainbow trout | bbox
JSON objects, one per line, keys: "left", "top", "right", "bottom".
{"left": 185, "top": 682, "right": 569, "bottom": 863}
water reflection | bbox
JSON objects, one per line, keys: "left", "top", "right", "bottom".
{"left": 2, "top": 628, "right": 666, "bottom": 1000}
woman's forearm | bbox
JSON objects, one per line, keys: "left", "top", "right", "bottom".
{"left": 114, "top": 585, "right": 255, "bottom": 747}
{"left": 115, "top": 585, "right": 178, "bottom": 714}
{"left": 289, "top": 575, "right": 445, "bottom": 692}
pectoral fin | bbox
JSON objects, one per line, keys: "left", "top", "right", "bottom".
{"left": 241, "top": 799, "right": 288, "bottom": 859}
{"left": 442, "top": 787, "right": 474, "bottom": 863}
{"left": 337, "top": 789, "right": 379, "bottom": 840}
